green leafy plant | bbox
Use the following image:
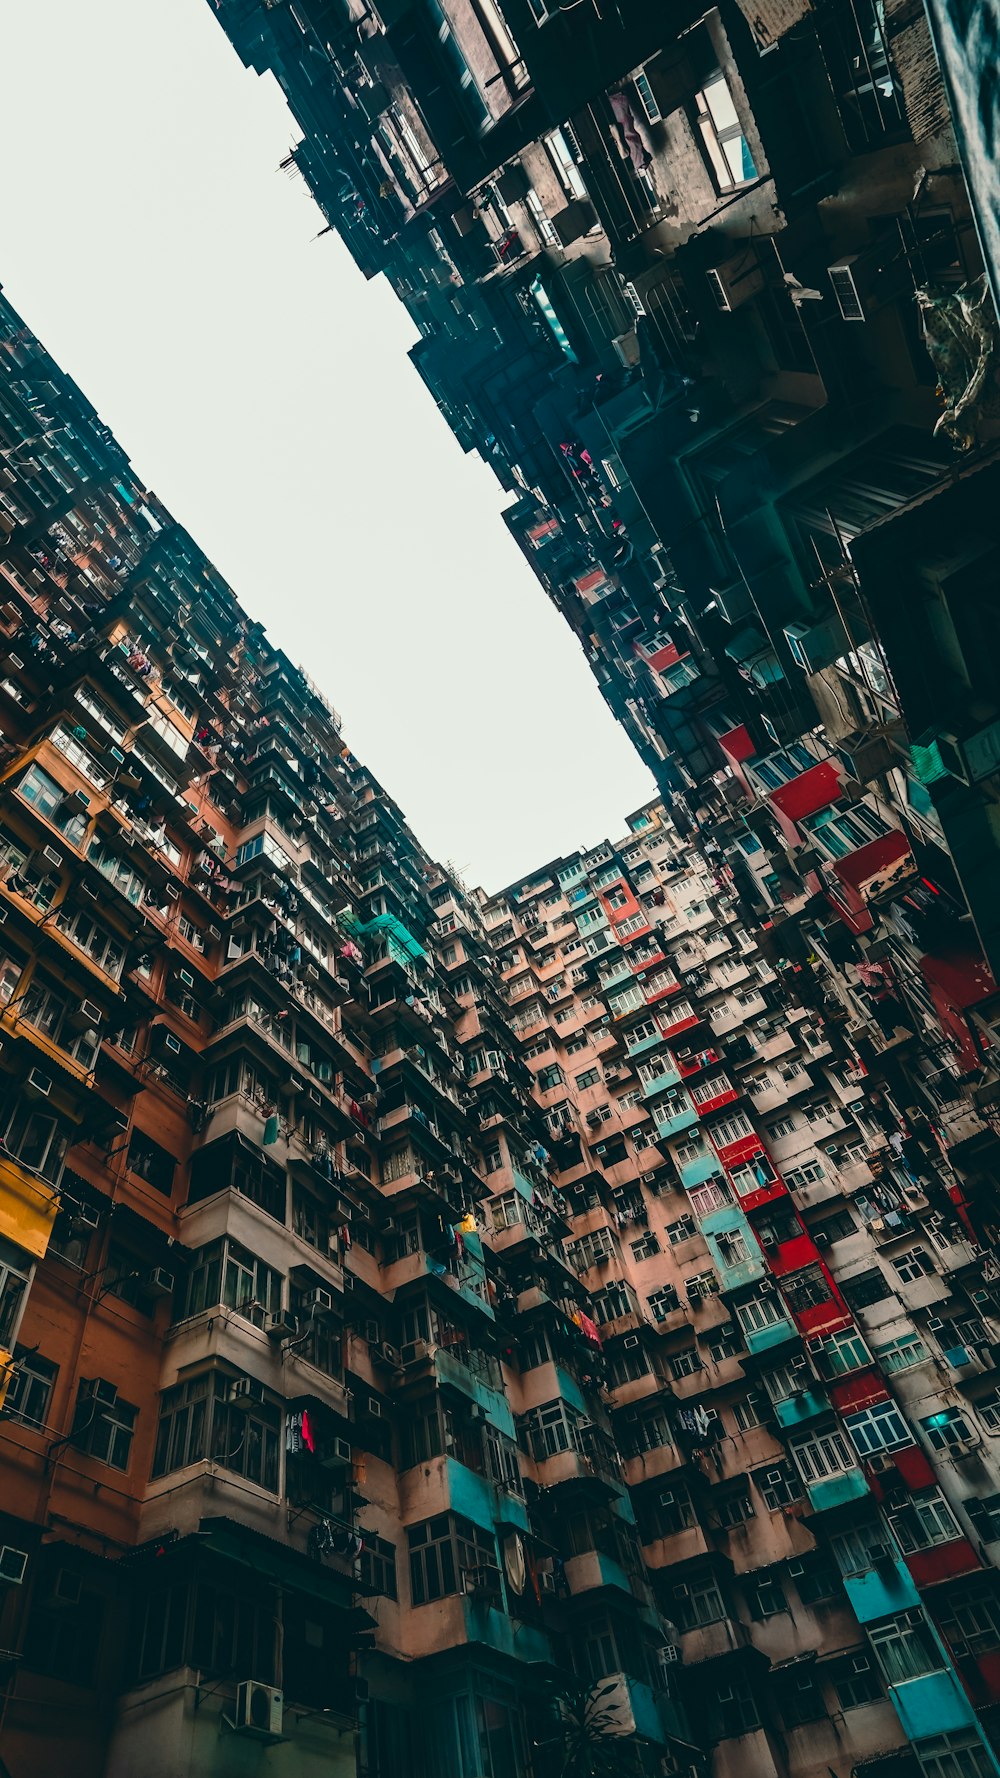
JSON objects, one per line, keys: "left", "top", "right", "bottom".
{"left": 534, "top": 1678, "right": 645, "bottom": 1778}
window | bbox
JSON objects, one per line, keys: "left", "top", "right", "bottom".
{"left": 844, "top": 1398, "right": 912, "bottom": 1457}
{"left": 17, "top": 762, "right": 85, "bottom": 842}
{"left": 731, "top": 1391, "right": 765, "bottom": 1433}
{"left": 525, "top": 187, "right": 559, "bottom": 246}
{"left": 754, "top": 1464, "right": 800, "bottom": 1510}
{"left": 937, "top": 1581, "right": 1000, "bottom": 1659}
{"left": 792, "top": 1555, "right": 839, "bottom": 1605}
{"left": 667, "top": 1215, "right": 695, "bottom": 1245}
{"left": 127, "top": 1131, "right": 176, "bottom": 1196}
{"left": 73, "top": 1387, "right": 136, "bottom": 1471}
{"left": 888, "top": 1491, "right": 962, "bottom": 1554}
{"left": 575, "top": 1068, "right": 600, "bottom": 1090}
{"left": 829, "top": 1651, "right": 883, "bottom": 1710}
{"left": 5, "top": 1347, "right": 56, "bottom": 1428}
{"left": 841, "top": 1268, "right": 892, "bottom": 1311}
{"left": 869, "top": 1616, "right": 943, "bottom": 1685}
{"left": 408, "top": 1514, "right": 497, "bottom": 1606}
{"left": 671, "top": 1348, "right": 702, "bottom": 1380}
{"left": 709, "top": 1675, "right": 760, "bottom": 1740}
{"left": 715, "top": 1228, "right": 748, "bottom": 1268}
{"left": 630, "top": 1231, "right": 660, "bottom": 1262}
{"left": 782, "top": 1265, "right": 832, "bottom": 1313}
{"left": 821, "top": 1327, "right": 871, "bottom": 1376}
{"left": 893, "top": 1246, "right": 934, "bottom": 1283}
{"left": 914, "top": 1731, "right": 997, "bottom": 1778}
{"left": 178, "top": 1239, "right": 282, "bottom": 1327}
{"left": 359, "top": 1535, "right": 398, "bottom": 1600}
{"left": 790, "top": 1428, "right": 856, "bottom": 1485}
{"left": 633, "top": 69, "right": 661, "bottom": 123}
{"left": 715, "top": 1488, "right": 755, "bottom": 1530}
{"left": 536, "top": 1063, "right": 564, "bottom": 1093}
{"left": 877, "top": 1332, "right": 930, "bottom": 1374}
{"left": 0, "top": 1238, "right": 31, "bottom": 1350}
{"left": 674, "top": 1574, "right": 725, "bottom": 1629}
{"left": 786, "top": 1162, "right": 829, "bottom": 1192}
{"left": 736, "top": 1294, "right": 784, "bottom": 1335}
{"left": 767, "top": 1116, "right": 796, "bottom": 1139}
{"left": 707, "top": 1112, "right": 753, "bottom": 1147}
{"left": 152, "top": 1373, "right": 280, "bottom": 1491}
{"left": 921, "top": 1406, "right": 975, "bottom": 1454}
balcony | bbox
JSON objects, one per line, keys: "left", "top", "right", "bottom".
{"left": 0, "top": 1151, "right": 60, "bottom": 1259}
{"left": 802, "top": 1466, "right": 870, "bottom": 1513}
{"left": 654, "top": 1101, "right": 699, "bottom": 1141}
{"left": 827, "top": 829, "right": 918, "bottom": 933}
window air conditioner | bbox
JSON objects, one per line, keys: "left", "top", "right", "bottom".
{"left": 319, "top": 1436, "right": 353, "bottom": 1470}
{"left": 0, "top": 1547, "right": 28, "bottom": 1586}
{"left": 705, "top": 252, "right": 764, "bottom": 313}
{"left": 934, "top": 722, "right": 1000, "bottom": 787}
{"left": 305, "top": 1288, "right": 334, "bottom": 1317}
{"left": 233, "top": 1680, "right": 284, "bottom": 1738}
{"left": 783, "top": 619, "right": 848, "bottom": 675}
{"left": 143, "top": 1266, "right": 174, "bottom": 1298}
{"left": 25, "top": 1069, "right": 52, "bottom": 1099}
{"left": 265, "top": 1309, "right": 299, "bottom": 1341}
{"left": 228, "top": 1377, "right": 266, "bottom": 1408}
{"left": 834, "top": 729, "right": 896, "bottom": 785}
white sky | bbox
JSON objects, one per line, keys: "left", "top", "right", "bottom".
{"left": 1, "top": 0, "right": 654, "bottom": 890}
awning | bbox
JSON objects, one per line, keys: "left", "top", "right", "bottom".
{"left": 197, "top": 1516, "right": 369, "bottom": 1615}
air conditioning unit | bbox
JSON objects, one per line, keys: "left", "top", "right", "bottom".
{"left": 834, "top": 729, "right": 896, "bottom": 785}
{"left": 659, "top": 1490, "right": 676, "bottom": 1506}
{"left": 233, "top": 1680, "right": 284, "bottom": 1738}
{"left": 765, "top": 1469, "right": 784, "bottom": 1485}
{"left": 783, "top": 618, "right": 848, "bottom": 675}
{"left": 41, "top": 846, "right": 62, "bottom": 869}
{"left": 672, "top": 1583, "right": 690, "bottom": 1599}
{"left": 827, "top": 249, "right": 902, "bottom": 321}
{"left": 932, "top": 721, "right": 1000, "bottom": 787}
{"left": 319, "top": 1436, "right": 353, "bottom": 1471}
{"left": 165, "top": 883, "right": 180, "bottom": 901}
{"left": 375, "top": 1342, "right": 401, "bottom": 1368}
{"left": 25, "top": 1069, "right": 52, "bottom": 1100}
{"left": 366, "top": 1396, "right": 383, "bottom": 1419}
{"left": 178, "top": 968, "right": 195, "bottom": 988}
{"left": 705, "top": 251, "right": 764, "bottom": 313}
{"left": 538, "top": 1570, "right": 558, "bottom": 1594}
{"left": 79, "top": 881, "right": 99, "bottom": 901}
{"left": 623, "top": 1334, "right": 641, "bottom": 1349}
{"left": 400, "top": 1339, "right": 430, "bottom": 1367}
{"left": 144, "top": 1266, "right": 174, "bottom": 1298}
{"left": 927, "top": 1316, "right": 946, "bottom": 1333}
{"left": 305, "top": 1288, "right": 334, "bottom": 1317}
{"left": 0, "top": 1546, "right": 28, "bottom": 1586}
{"left": 229, "top": 1377, "right": 266, "bottom": 1409}
{"left": 71, "top": 1201, "right": 101, "bottom": 1230}
{"left": 265, "top": 1309, "right": 299, "bottom": 1341}
{"left": 867, "top": 1454, "right": 895, "bottom": 1475}
{"left": 814, "top": 1230, "right": 830, "bottom": 1247}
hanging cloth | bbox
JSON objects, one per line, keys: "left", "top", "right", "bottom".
{"left": 503, "top": 1534, "right": 526, "bottom": 1597}
{"left": 263, "top": 1112, "right": 280, "bottom": 1146}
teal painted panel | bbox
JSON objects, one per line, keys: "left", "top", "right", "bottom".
{"left": 700, "top": 1206, "right": 748, "bottom": 1235}
{"left": 446, "top": 1459, "right": 529, "bottom": 1534}
{"left": 679, "top": 1153, "right": 723, "bottom": 1188}
{"left": 806, "top": 1469, "right": 870, "bottom": 1513}
{"left": 595, "top": 1553, "right": 633, "bottom": 1594}
{"left": 892, "top": 1670, "right": 977, "bottom": 1742}
{"left": 435, "top": 1352, "right": 515, "bottom": 1436}
{"left": 774, "top": 1386, "right": 828, "bottom": 1424}
{"left": 628, "top": 1031, "right": 666, "bottom": 1058}
{"left": 627, "top": 1679, "right": 667, "bottom": 1745}
{"left": 843, "top": 1558, "right": 919, "bottom": 1622}
{"left": 554, "top": 1366, "right": 588, "bottom": 1415}
{"left": 745, "top": 1319, "right": 798, "bottom": 1356}
{"left": 461, "top": 1598, "right": 552, "bottom": 1665}
{"left": 655, "top": 1106, "right": 699, "bottom": 1138}
{"left": 643, "top": 1071, "right": 680, "bottom": 1099}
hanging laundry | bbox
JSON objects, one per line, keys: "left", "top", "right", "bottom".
{"left": 263, "top": 1112, "right": 280, "bottom": 1145}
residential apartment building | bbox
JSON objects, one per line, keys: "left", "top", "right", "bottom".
{"left": 0, "top": 3, "right": 999, "bottom": 1776}
{"left": 0, "top": 287, "right": 700, "bottom": 1778}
